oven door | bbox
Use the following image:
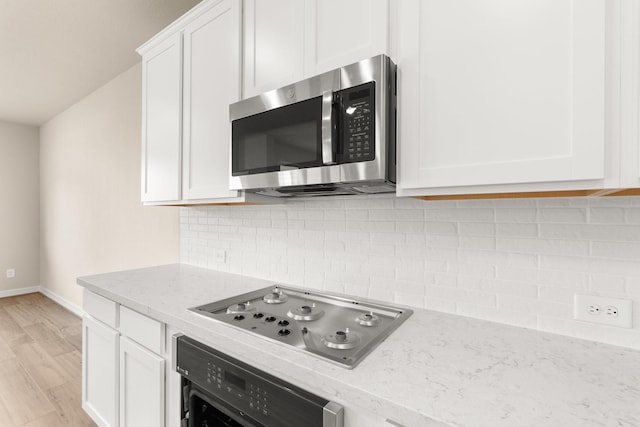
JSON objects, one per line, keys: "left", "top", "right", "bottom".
{"left": 230, "top": 69, "right": 341, "bottom": 191}
{"left": 185, "top": 382, "right": 264, "bottom": 427}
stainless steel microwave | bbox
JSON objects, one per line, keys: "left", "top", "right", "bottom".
{"left": 229, "top": 55, "right": 396, "bottom": 197}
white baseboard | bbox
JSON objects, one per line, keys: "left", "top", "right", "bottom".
{"left": 38, "top": 287, "right": 83, "bottom": 317}
{"left": 0, "top": 286, "right": 41, "bottom": 298}
{"left": 0, "top": 285, "right": 83, "bottom": 317}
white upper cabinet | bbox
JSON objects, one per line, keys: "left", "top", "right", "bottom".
{"left": 243, "top": 0, "right": 389, "bottom": 98}
{"left": 243, "top": 0, "right": 304, "bottom": 98}
{"left": 304, "top": 0, "right": 389, "bottom": 77}
{"left": 619, "top": 0, "right": 640, "bottom": 190}
{"left": 138, "top": 0, "right": 263, "bottom": 205}
{"left": 396, "top": 0, "right": 610, "bottom": 196}
{"left": 140, "top": 33, "right": 182, "bottom": 203}
{"left": 182, "top": 0, "right": 242, "bottom": 200}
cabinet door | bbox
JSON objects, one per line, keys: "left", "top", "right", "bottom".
{"left": 141, "top": 32, "right": 182, "bottom": 203}
{"left": 304, "top": 0, "right": 389, "bottom": 77}
{"left": 182, "top": 0, "right": 243, "bottom": 200}
{"left": 82, "top": 315, "right": 119, "bottom": 427}
{"left": 397, "top": 0, "right": 606, "bottom": 193}
{"left": 620, "top": 0, "right": 640, "bottom": 189}
{"left": 243, "top": 0, "right": 304, "bottom": 98}
{"left": 119, "top": 336, "right": 165, "bottom": 427}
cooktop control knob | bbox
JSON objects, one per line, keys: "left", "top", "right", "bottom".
{"left": 233, "top": 315, "right": 245, "bottom": 321}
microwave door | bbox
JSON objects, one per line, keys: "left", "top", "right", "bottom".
{"left": 230, "top": 70, "right": 340, "bottom": 191}
{"left": 231, "top": 96, "right": 325, "bottom": 176}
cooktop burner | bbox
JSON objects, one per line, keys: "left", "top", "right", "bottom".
{"left": 189, "top": 285, "right": 412, "bottom": 368}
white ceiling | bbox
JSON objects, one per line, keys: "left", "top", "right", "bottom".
{"left": 0, "top": 0, "right": 201, "bottom": 126}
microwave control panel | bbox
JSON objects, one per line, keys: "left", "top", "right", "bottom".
{"left": 341, "top": 82, "right": 375, "bottom": 163}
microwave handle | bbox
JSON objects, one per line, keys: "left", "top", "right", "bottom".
{"left": 321, "top": 90, "right": 336, "bottom": 165}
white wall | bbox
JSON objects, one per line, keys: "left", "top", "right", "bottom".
{"left": 0, "top": 120, "right": 39, "bottom": 294}
{"left": 181, "top": 195, "right": 640, "bottom": 350}
{"left": 40, "top": 63, "right": 180, "bottom": 308}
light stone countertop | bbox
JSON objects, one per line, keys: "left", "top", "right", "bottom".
{"left": 77, "top": 264, "right": 640, "bottom": 427}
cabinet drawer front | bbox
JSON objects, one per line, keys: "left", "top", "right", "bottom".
{"left": 83, "top": 289, "right": 118, "bottom": 328}
{"left": 119, "top": 306, "right": 164, "bottom": 354}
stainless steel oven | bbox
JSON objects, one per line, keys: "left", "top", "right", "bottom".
{"left": 175, "top": 335, "right": 343, "bottom": 427}
{"left": 229, "top": 55, "right": 396, "bottom": 197}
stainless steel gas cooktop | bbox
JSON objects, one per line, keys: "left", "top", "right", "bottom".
{"left": 190, "top": 285, "right": 413, "bottom": 368}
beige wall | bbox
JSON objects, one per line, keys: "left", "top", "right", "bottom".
{"left": 40, "top": 63, "right": 180, "bottom": 308}
{"left": 0, "top": 121, "right": 39, "bottom": 293}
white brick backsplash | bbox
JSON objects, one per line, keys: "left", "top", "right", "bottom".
{"left": 460, "top": 236, "right": 496, "bottom": 250}
{"left": 536, "top": 269, "right": 588, "bottom": 289}
{"left": 366, "top": 232, "right": 398, "bottom": 245}
{"left": 539, "top": 254, "right": 589, "bottom": 272}
{"left": 590, "top": 274, "right": 627, "bottom": 294}
{"left": 539, "top": 208, "right": 588, "bottom": 223}
{"left": 483, "top": 280, "right": 539, "bottom": 298}
{"left": 538, "top": 286, "right": 576, "bottom": 304}
{"left": 541, "top": 224, "right": 640, "bottom": 241}
{"left": 424, "top": 296, "right": 457, "bottom": 313}
{"left": 591, "top": 241, "right": 640, "bottom": 259}
{"left": 494, "top": 208, "right": 537, "bottom": 223}
{"left": 456, "top": 303, "right": 538, "bottom": 329}
{"left": 396, "top": 221, "right": 425, "bottom": 233}
{"left": 426, "top": 208, "right": 495, "bottom": 222}
{"left": 536, "top": 197, "right": 589, "bottom": 207}
{"left": 425, "top": 221, "right": 457, "bottom": 235}
{"left": 588, "top": 258, "right": 640, "bottom": 277}
{"left": 497, "top": 294, "right": 573, "bottom": 319}
{"left": 497, "top": 237, "right": 590, "bottom": 256}
{"left": 180, "top": 196, "right": 640, "bottom": 350}
{"left": 458, "top": 222, "right": 496, "bottom": 236}
{"left": 627, "top": 208, "right": 640, "bottom": 223}
{"left": 589, "top": 207, "right": 626, "bottom": 223}
{"left": 495, "top": 266, "right": 540, "bottom": 283}
{"left": 426, "top": 286, "right": 497, "bottom": 307}
{"left": 495, "top": 223, "right": 538, "bottom": 237}
{"left": 324, "top": 210, "right": 346, "bottom": 221}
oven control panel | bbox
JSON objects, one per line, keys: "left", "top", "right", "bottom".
{"left": 176, "top": 335, "right": 343, "bottom": 427}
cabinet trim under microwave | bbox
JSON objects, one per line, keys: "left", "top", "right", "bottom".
{"left": 229, "top": 54, "right": 396, "bottom": 197}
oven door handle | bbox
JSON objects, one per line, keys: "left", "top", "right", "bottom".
{"left": 321, "top": 90, "right": 336, "bottom": 165}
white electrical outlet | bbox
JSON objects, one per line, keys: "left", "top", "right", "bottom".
{"left": 574, "top": 294, "right": 633, "bottom": 328}
{"left": 6, "top": 268, "right": 15, "bottom": 278}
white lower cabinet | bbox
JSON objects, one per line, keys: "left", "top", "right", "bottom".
{"left": 82, "top": 315, "right": 119, "bottom": 427}
{"left": 82, "top": 291, "right": 166, "bottom": 427}
{"left": 119, "top": 337, "right": 165, "bottom": 427}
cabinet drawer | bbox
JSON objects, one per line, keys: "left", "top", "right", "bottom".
{"left": 83, "top": 289, "right": 118, "bottom": 328}
{"left": 119, "top": 306, "right": 164, "bottom": 354}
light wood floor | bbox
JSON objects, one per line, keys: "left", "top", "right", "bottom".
{"left": 0, "top": 292, "right": 96, "bottom": 426}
